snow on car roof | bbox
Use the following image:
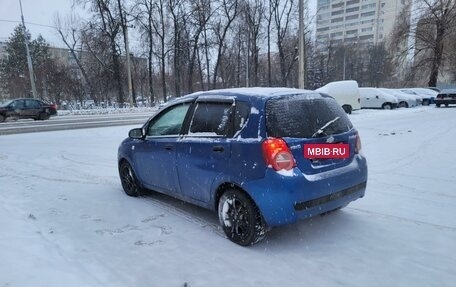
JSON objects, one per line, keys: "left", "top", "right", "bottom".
{"left": 188, "top": 87, "right": 316, "bottom": 98}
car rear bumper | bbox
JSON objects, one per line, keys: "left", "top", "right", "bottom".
{"left": 293, "top": 181, "right": 366, "bottom": 211}
{"left": 243, "top": 155, "right": 368, "bottom": 227}
{"left": 435, "top": 100, "right": 456, "bottom": 105}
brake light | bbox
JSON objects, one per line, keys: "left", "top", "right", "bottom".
{"left": 355, "top": 133, "right": 362, "bottom": 154}
{"left": 262, "top": 138, "right": 296, "bottom": 171}
{"left": 50, "top": 104, "right": 57, "bottom": 110}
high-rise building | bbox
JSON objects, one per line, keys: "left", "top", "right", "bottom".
{"left": 315, "top": 0, "right": 410, "bottom": 49}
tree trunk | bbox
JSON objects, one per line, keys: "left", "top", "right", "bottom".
{"left": 428, "top": 23, "right": 445, "bottom": 87}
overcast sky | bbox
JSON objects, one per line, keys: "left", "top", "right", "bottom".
{"left": 0, "top": 0, "right": 317, "bottom": 48}
{"left": 0, "top": 0, "right": 74, "bottom": 46}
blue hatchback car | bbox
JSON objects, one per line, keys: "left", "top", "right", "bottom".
{"left": 118, "top": 88, "right": 368, "bottom": 245}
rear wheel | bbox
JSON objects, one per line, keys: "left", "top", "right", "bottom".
{"left": 445, "top": 103, "right": 449, "bottom": 107}
{"left": 436, "top": 103, "right": 441, "bottom": 107}
{"left": 399, "top": 101, "right": 408, "bottom": 108}
{"left": 422, "top": 99, "right": 430, "bottom": 106}
{"left": 342, "top": 105, "right": 352, "bottom": 114}
{"left": 0, "top": 114, "right": 5, "bottom": 122}
{"left": 38, "top": 112, "right": 50, "bottom": 120}
{"left": 382, "top": 103, "right": 392, "bottom": 110}
{"left": 119, "top": 161, "right": 142, "bottom": 197}
{"left": 218, "top": 189, "right": 266, "bottom": 246}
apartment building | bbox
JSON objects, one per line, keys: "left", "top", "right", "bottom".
{"left": 315, "top": 0, "right": 410, "bottom": 49}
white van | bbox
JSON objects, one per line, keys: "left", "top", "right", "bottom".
{"left": 359, "top": 88, "right": 399, "bottom": 109}
{"left": 316, "top": 80, "right": 361, "bottom": 114}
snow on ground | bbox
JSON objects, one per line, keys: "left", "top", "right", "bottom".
{"left": 0, "top": 106, "right": 455, "bottom": 287}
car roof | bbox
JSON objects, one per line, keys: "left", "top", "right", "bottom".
{"left": 439, "top": 89, "right": 456, "bottom": 94}
{"left": 188, "top": 87, "right": 317, "bottom": 99}
{"left": 158, "top": 88, "right": 327, "bottom": 109}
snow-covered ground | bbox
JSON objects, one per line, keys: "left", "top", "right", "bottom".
{"left": 0, "top": 106, "right": 455, "bottom": 287}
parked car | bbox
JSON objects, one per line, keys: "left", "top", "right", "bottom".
{"left": 435, "top": 90, "right": 456, "bottom": 107}
{"left": 379, "top": 88, "right": 417, "bottom": 108}
{"left": 399, "top": 88, "right": 435, "bottom": 105}
{"left": 118, "top": 88, "right": 368, "bottom": 246}
{"left": 316, "top": 80, "right": 361, "bottom": 114}
{"left": 359, "top": 88, "right": 398, "bottom": 109}
{"left": 0, "top": 98, "right": 57, "bottom": 122}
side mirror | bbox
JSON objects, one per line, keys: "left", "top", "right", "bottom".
{"left": 129, "top": 128, "right": 144, "bottom": 139}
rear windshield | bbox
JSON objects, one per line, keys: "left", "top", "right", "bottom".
{"left": 266, "top": 94, "right": 353, "bottom": 138}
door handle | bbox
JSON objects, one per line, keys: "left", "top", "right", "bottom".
{"left": 212, "top": 146, "right": 224, "bottom": 152}
{"left": 165, "top": 144, "right": 174, "bottom": 150}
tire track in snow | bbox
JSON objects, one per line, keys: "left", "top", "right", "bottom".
{"left": 142, "top": 195, "right": 225, "bottom": 238}
{"left": 347, "top": 207, "right": 456, "bottom": 231}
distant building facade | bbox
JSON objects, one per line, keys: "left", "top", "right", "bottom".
{"left": 315, "top": 0, "right": 410, "bottom": 49}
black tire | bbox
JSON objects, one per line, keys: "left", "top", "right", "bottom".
{"left": 119, "top": 161, "right": 142, "bottom": 197}
{"left": 218, "top": 189, "right": 266, "bottom": 246}
{"left": 436, "top": 103, "right": 441, "bottom": 107}
{"left": 399, "top": 101, "right": 408, "bottom": 108}
{"left": 445, "top": 103, "right": 449, "bottom": 107}
{"left": 38, "top": 112, "right": 50, "bottom": 120}
{"left": 422, "top": 99, "right": 430, "bottom": 106}
{"left": 342, "top": 105, "right": 352, "bottom": 114}
{"left": 382, "top": 103, "right": 392, "bottom": 110}
{"left": 0, "top": 114, "right": 5, "bottom": 123}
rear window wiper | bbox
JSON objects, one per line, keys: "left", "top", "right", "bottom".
{"left": 312, "top": 116, "right": 340, "bottom": 138}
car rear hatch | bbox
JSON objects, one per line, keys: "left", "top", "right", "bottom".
{"left": 265, "top": 93, "right": 358, "bottom": 175}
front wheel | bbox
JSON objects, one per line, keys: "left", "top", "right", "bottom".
{"left": 119, "top": 161, "right": 142, "bottom": 197}
{"left": 422, "top": 99, "right": 430, "bottom": 106}
{"left": 0, "top": 114, "right": 5, "bottom": 122}
{"left": 382, "top": 103, "right": 392, "bottom": 110}
{"left": 218, "top": 189, "right": 266, "bottom": 246}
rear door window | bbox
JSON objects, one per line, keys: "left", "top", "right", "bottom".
{"left": 266, "top": 94, "right": 353, "bottom": 138}
{"left": 233, "top": 101, "right": 250, "bottom": 136}
{"left": 25, "top": 99, "right": 41, "bottom": 108}
{"left": 188, "top": 102, "right": 233, "bottom": 137}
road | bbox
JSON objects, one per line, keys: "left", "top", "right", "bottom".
{"left": 0, "top": 112, "right": 153, "bottom": 135}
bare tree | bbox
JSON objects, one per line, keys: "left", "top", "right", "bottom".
{"left": 271, "top": 0, "right": 296, "bottom": 86}
{"left": 136, "top": 0, "right": 157, "bottom": 105}
{"left": 212, "top": 0, "right": 239, "bottom": 88}
{"left": 186, "top": 0, "right": 213, "bottom": 93}
{"left": 391, "top": 0, "right": 456, "bottom": 87}
{"left": 55, "top": 14, "right": 95, "bottom": 99}
{"left": 150, "top": 0, "right": 169, "bottom": 101}
{"left": 242, "top": 0, "right": 265, "bottom": 86}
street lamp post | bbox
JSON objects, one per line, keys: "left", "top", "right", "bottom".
{"left": 19, "top": 0, "right": 38, "bottom": 98}
{"left": 298, "top": 0, "right": 305, "bottom": 89}
{"left": 124, "top": 22, "right": 134, "bottom": 107}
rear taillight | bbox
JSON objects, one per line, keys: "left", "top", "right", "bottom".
{"left": 355, "top": 133, "right": 362, "bottom": 154}
{"left": 262, "top": 138, "right": 296, "bottom": 171}
{"left": 51, "top": 104, "right": 57, "bottom": 110}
